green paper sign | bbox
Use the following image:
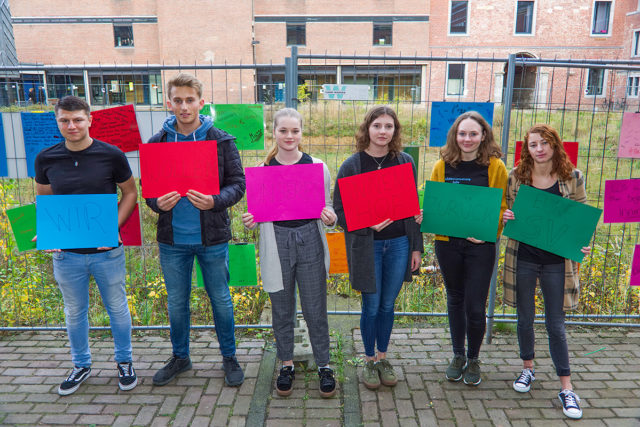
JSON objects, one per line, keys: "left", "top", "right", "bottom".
{"left": 403, "top": 146, "right": 420, "bottom": 184}
{"left": 199, "top": 104, "right": 213, "bottom": 116}
{"left": 503, "top": 185, "right": 602, "bottom": 263}
{"left": 5, "top": 204, "right": 37, "bottom": 252}
{"left": 420, "top": 181, "right": 503, "bottom": 242}
{"left": 209, "top": 104, "right": 265, "bottom": 151}
{"left": 195, "top": 243, "right": 258, "bottom": 287}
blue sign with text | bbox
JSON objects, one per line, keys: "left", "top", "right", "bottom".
{"left": 21, "top": 112, "right": 63, "bottom": 177}
{"left": 429, "top": 102, "right": 495, "bottom": 147}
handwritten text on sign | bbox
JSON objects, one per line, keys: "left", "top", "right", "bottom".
{"left": 631, "top": 245, "right": 640, "bottom": 286}
{"left": 246, "top": 163, "right": 324, "bottom": 222}
{"left": 21, "top": 112, "right": 63, "bottom": 177}
{"left": 89, "top": 105, "right": 142, "bottom": 153}
{"left": 618, "top": 112, "right": 640, "bottom": 159}
{"left": 5, "top": 204, "right": 37, "bottom": 252}
{"left": 338, "top": 163, "right": 419, "bottom": 231}
{"left": 210, "top": 104, "right": 265, "bottom": 151}
{"left": 429, "top": 102, "right": 494, "bottom": 147}
{"left": 36, "top": 194, "right": 119, "bottom": 250}
{"left": 139, "top": 140, "right": 219, "bottom": 198}
{"left": 515, "top": 140, "right": 579, "bottom": 168}
{"left": 603, "top": 179, "right": 640, "bottom": 223}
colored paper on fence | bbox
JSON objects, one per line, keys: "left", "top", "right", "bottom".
{"left": 195, "top": 243, "right": 258, "bottom": 287}
{"left": 420, "top": 181, "right": 503, "bottom": 242}
{"left": 139, "top": 140, "right": 219, "bottom": 198}
{"left": 337, "top": 163, "right": 420, "bottom": 231}
{"left": 5, "top": 204, "right": 37, "bottom": 251}
{"left": 120, "top": 203, "right": 142, "bottom": 246}
{"left": 618, "top": 112, "right": 640, "bottom": 158}
{"left": 403, "top": 146, "right": 420, "bottom": 183}
{"left": 199, "top": 104, "right": 212, "bottom": 116}
{"left": 631, "top": 245, "right": 640, "bottom": 286}
{"left": 21, "top": 112, "right": 63, "bottom": 177}
{"left": 326, "top": 232, "right": 349, "bottom": 274}
{"left": 0, "top": 114, "right": 7, "bottom": 177}
{"left": 89, "top": 105, "right": 142, "bottom": 153}
{"left": 36, "top": 194, "right": 119, "bottom": 250}
{"left": 603, "top": 179, "right": 640, "bottom": 223}
{"left": 212, "top": 104, "right": 265, "bottom": 151}
{"left": 429, "top": 102, "right": 494, "bottom": 147}
{"left": 503, "top": 185, "right": 602, "bottom": 262}
{"left": 246, "top": 163, "right": 325, "bottom": 222}
{"left": 515, "top": 140, "right": 579, "bottom": 167}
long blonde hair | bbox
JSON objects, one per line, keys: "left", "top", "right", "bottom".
{"left": 264, "top": 108, "right": 304, "bottom": 164}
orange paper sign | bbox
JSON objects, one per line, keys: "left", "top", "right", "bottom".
{"left": 326, "top": 232, "right": 349, "bottom": 274}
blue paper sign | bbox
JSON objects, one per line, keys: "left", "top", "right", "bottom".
{"left": 429, "top": 102, "right": 495, "bottom": 147}
{"left": 21, "top": 112, "right": 63, "bottom": 177}
{"left": 36, "top": 194, "right": 119, "bottom": 250}
{"left": 0, "top": 114, "right": 7, "bottom": 177}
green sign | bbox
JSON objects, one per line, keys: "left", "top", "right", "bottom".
{"left": 195, "top": 243, "right": 258, "bottom": 287}
{"left": 202, "top": 104, "right": 265, "bottom": 151}
{"left": 420, "top": 181, "right": 503, "bottom": 242}
{"left": 503, "top": 185, "right": 602, "bottom": 263}
{"left": 403, "top": 146, "right": 420, "bottom": 184}
{"left": 5, "top": 204, "right": 37, "bottom": 252}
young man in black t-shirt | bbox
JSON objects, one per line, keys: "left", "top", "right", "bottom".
{"left": 34, "top": 96, "right": 138, "bottom": 396}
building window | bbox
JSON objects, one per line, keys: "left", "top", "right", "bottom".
{"left": 627, "top": 76, "right": 640, "bottom": 97}
{"left": 286, "top": 23, "right": 306, "bottom": 46}
{"left": 373, "top": 23, "right": 392, "bottom": 46}
{"left": 592, "top": 1, "right": 612, "bottom": 35}
{"left": 633, "top": 30, "right": 640, "bottom": 56}
{"left": 449, "top": 1, "right": 468, "bottom": 34}
{"left": 515, "top": 1, "right": 535, "bottom": 34}
{"left": 114, "top": 25, "right": 134, "bottom": 47}
{"left": 447, "top": 63, "right": 465, "bottom": 96}
{"left": 586, "top": 68, "right": 605, "bottom": 96}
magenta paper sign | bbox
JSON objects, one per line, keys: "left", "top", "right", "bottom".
{"left": 603, "top": 179, "right": 640, "bottom": 223}
{"left": 631, "top": 245, "right": 640, "bottom": 286}
{"left": 246, "top": 163, "right": 325, "bottom": 222}
{"left": 618, "top": 112, "right": 640, "bottom": 159}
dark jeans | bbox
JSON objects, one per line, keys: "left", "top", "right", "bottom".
{"left": 435, "top": 238, "right": 496, "bottom": 359}
{"left": 516, "top": 260, "right": 570, "bottom": 377}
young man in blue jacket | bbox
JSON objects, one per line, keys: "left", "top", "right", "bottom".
{"left": 145, "top": 73, "right": 246, "bottom": 387}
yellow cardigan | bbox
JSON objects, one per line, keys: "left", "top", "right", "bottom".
{"left": 429, "top": 157, "right": 508, "bottom": 241}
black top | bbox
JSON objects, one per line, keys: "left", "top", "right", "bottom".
{"left": 517, "top": 181, "right": 566, "bottom": 265}
{"left": 35, "top": 139, "right": 132, "bottom": 253}
{"left": 268, "top": 152, "right": 314, "bottom": 228}
{"left": 359, "top": 151, "right": 406, "bottom": 240}
{"left": 444, "top": 160, "right": 489, "bottom": 187}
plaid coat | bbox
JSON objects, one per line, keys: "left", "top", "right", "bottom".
{"left": 502, "top": 168, "right": 587, "bottom": 311}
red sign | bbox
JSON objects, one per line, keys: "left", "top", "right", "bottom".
{"left": 89, "top": 105, "right": 142, "bottom": 153}
{"left": 139, "top": 140, "right": 219, "bottom": 198}
{"left": 337, "top": 163, "right": 420, "bottom": 231}
{"left": 120, "top": 203, "right": 142, "bottom": 246}
{"left": 515, "top": 140, "right": 578, "bottom": 167}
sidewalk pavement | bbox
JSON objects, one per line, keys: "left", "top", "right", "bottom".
{"left": 1, "top": 324, "right": 639, "bottom": 426}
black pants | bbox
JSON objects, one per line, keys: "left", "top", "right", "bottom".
{"left": 435, "top": 238, "right": 496, "bottom": 359}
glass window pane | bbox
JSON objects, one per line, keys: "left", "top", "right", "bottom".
{"left": 592, "top": 1, "right": 611, "bottom": 34}
{"left": 287, "top": 24, "right": 306, "bottom": 46}
{"left": 373, "top": 23, "right": 392, "bottom": 45}
{"left": 114, "top": 25, "right": 134, "bottom": 47}
{"left": 515, "top": 1, "right": 534, "bottom": 34}
{"left": 447, "top": 64, "right": 465, "bottom": 95}
{"left": 587, "top": 68, "right": 604, "bottom": 96}
{"left": 450, "top": 1, "right": 468, "bottom": 33}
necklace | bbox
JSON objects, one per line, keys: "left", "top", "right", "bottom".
{"left": 371, "top": 153, "right": 388, "bottom": 170}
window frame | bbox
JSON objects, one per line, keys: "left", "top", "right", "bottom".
{"left": 585, "top": 68, "right": 607, "bottom": 97}
{"left": 632, "top": 29, "right": 640, "bottom": 57}
{"left": 446, "top": 63, "right": 466, "bottom": 97}
{"left": 514, "top": 1, "right": 536, "bottom": 36}
{"left": 286, "top": 23, "right": 306, "bottom": 46}
{"left": 627, "top": 74, "right": 640, "bottom": 98}
{"left": 448, "top": 0, "right": 469, "bottom": 36}
{"left": 113, "top": 24, "right": 134, "bottom": 48}
{"left": 591, "top": 0, "right": 614, "bottom": 37}
{"left": 373, "top": 22, "right": 393, "bottom": 46}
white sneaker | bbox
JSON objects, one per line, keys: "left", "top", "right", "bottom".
{"left": 513, "top": 368, "right": 535, "bottom": 393}
{"left": 558, "top": 389, "right": 583, "bottom": 419}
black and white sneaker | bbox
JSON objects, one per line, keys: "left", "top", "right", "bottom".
{"left": 513, "top": 368, "right": 535, "bottom": 393}
{"left": 58, "top": 366, "right": 91, "bottom": 396}
{"left": 117, "top": 362, "right": 138, "bottom": 391}
{"left": 558, "top": 389, "right": 583, "bottom": 419}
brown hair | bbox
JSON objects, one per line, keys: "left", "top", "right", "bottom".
{"left": 440, "top": 111, "right": 501, "bottom": 167}
{"left": 167, "top": 73, "right": 203, "bottom": 99}
{"left": 55, "top": 96, "right": 90, "bottom": 117}
{"left": 264, "top": 108, "right": 304, "bottom": 164}
{"left": 355, "top": 106, "right": 402, "bottom": 155}
{"left": 513, "top": 124, "right": 573, "bottom": 184}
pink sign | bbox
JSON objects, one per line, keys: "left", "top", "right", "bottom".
{"left": 246, "top": 163, "right": 325, "bottom": 222}
{"left": 618, "top": 112, "right": 640, "bottom": 159}
{"left": 603, "top": 179, "right": 640, "bottom": 223}
{"left": 120, "top": 203, "right": 142, "bottom": 246}
{"left": 631, "top": 245, "right": 640, "bottom": 286}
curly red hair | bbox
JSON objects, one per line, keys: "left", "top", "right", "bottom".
{"left": 513, "top": 124, "right": 573, "bottom": 185}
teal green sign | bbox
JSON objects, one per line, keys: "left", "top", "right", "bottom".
{"left": 195, "top": 243, "right": 258, "bottom": 287}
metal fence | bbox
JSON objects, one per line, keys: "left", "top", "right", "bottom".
{"left": 1, "top": 52, "right": 639, "bottom": 335}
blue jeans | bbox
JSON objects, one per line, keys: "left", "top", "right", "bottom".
{"left": 52, "top": 246, "right": 132, "bottom": 367}
{"left": 158, "top": 242, "right": 236, "bottom": 358}
{"left": 361, "top": 236, "right": 409, "bottom": 357}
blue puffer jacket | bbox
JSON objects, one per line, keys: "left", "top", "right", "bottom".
{"left": 144, "top": 126, "right": 246, "bottom": 246}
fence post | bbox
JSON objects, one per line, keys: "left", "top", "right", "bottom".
{"left": 485, "top": 53, "right": 516, "bottom": 345}
{"left": 285, "top": 46, "right": 299, "bottom": 109}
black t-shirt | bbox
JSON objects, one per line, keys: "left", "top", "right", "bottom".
{"left": 359, "top": 151, "right": 406, "bottom": 240}
{"left": 268, "top": 152, "right": 315, "bottom": 228}
{"left": 35, "top": 139, "right": 132, "bottom": 253}
{"left": 444, "top": 160, "right": 489, "bottom": 187}
{"left": 517, "top": 181, "right": 565, "bottom": 265}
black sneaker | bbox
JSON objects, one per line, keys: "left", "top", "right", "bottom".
{"left": 513, "top": 368, "right": 535, "bottom": 393}
{"left": 58, "top": 366, "right": 91, "bottom": 396}
{"left": 223, "top": 356, "right": 244, "bottom": 386}
{"left": 318, "top": 367, "right": 336, "bottom": 398}
{"left": 276, "top": 366, "right": 295, "bottom": 396}
{"left": 558, "top": 389, "right": 583, "bottom": 419}
{"left": 117, "top": 362, "right": 138, "bottom": 391}
{"left": 153, "top": 355, "right": 192, "bottom": 386}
